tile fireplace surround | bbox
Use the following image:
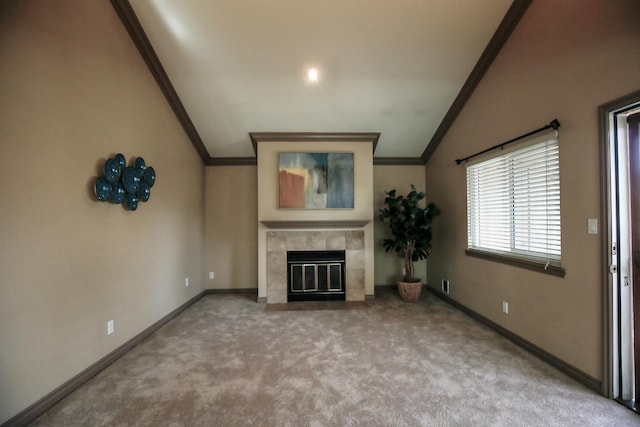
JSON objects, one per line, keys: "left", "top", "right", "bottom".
{"left": 266, "top": 230, "right": 365, "bottom": 304}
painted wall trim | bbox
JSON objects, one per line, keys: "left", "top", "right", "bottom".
{"left": 250, "top": 132, "right": 380, "bottom": 155}
{"left": 206, "top": 157, "right": 257, "bottom": 166}
{"left": 421, "top": 0, "right": 532, "bottom": 164}
{"left": 109, "top": 0, "right": 211, "bottom": 164}
{"left": 1, "top": 292, "right": 207, "bottom": 427}
{"left": 373, "top": 157, "right": 424, "bottom": 166}
{"left": 205, "top": 288, "right": 258, "bottom": 295}
{"left": 426, "top": 287, "right": 602, "bottom": 394}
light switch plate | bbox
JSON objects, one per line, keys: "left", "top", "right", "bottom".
{"left": 588, "top": 218, "right": 598, "bottom": 235}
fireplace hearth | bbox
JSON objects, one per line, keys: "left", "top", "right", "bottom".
{"left": 287, "top": 250, "right": 345, "bottom": 301}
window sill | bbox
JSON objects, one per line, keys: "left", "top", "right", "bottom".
{"left": 465, "top": 249, "right": 566, "bottom": 278}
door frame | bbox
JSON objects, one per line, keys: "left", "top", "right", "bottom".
{"left": 631, "top": 112, "right": 640, "bottom": 402}
{"left": 599, "top": 90, "right": 640, "bottom": 399}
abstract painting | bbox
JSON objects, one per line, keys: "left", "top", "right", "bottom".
{"left": 278, "top": 152, "right": 354, "bottom": 209}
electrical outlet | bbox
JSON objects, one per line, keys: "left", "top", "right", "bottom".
{"left": 441, "top": 279, "right": 450, "bottom": 294}
{"left": 185, "top": 277, "right": 190, "bottom": 287}
{"left": 209, "top": 272, "right": 215, "bottom": 279}
{"left": 107, "top": 320, "right": 114, "bottom": 335}
{"left": 502, "top": 301, "right": 509, "bottom": 314}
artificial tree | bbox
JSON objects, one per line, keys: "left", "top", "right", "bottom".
{"left": 379, "top": 185, "right": 440, "bottom": 300}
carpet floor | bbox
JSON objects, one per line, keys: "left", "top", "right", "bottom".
{"left": 32, "top": 291, "right": 639, "bottom": 426}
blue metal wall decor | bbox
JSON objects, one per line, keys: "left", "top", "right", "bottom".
{"left": 94, "top": 154, "right": 156, "bottom": 210}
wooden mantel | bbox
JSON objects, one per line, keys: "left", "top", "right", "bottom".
{"left": 261, "top": 220, "right": 370, "bottom": 229}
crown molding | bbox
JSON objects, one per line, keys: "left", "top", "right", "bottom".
{"left": 373, "top": 157, "right": 424, "bottom": 166}
{"left": 205, "top": 157, "right": 257, "bottom": 166}
{"left": 249, "top": 132, "right": 380, "bottom": 156}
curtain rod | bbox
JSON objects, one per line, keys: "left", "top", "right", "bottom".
{"left": 455, "top": 119, "right": 560, "bottom": 165}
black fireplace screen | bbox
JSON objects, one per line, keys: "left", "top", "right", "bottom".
{"left": 287, "top": 250, "right": 345, "bottom": 301}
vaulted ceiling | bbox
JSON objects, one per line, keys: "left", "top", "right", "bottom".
{"left": 112, "top": 0, "right": 530, "bottom": 165}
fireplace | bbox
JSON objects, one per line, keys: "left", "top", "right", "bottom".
{"left": 265, "top": 229, "right": 366, "bottom": 304}
{"left": 287, "top": 250, "right": 346, "bottom": 301}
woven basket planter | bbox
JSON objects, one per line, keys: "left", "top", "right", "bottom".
{"left": 398, "top": 280, "right": 422, "bottom": 303}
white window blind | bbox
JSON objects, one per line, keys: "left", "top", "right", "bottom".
{"left": 466, "top": 133, "right": 561, "bottom": 265}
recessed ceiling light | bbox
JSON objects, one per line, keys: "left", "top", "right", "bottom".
{"left": 307, "top": 67, "right": 319, "bottom": 83}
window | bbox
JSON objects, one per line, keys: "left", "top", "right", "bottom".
{"left": 466, "top": 132, "right": 562, "bottom": 275}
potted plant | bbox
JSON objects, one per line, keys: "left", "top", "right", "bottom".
{"left": 378, "top": 185, "right": 440, "bottom": 302}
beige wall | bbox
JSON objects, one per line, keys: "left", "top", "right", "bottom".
{"left": 373, "top": 166, "right": 428, "bottom": 285}
{"left": 424, "top": 0, "right": 640, "bottom": 380}
{"left": 0, "top": 1, "right": 205, "bottom": 423}
{"left": 256, "top": 141, "right": 375, "bottom": 297}
{"left": 205, "top": 166, "right": 258, "bottom": 289}
{"left": 204, "top": 163, "right": 423, "bottom": 293}
{"left": 6, "top": 0, "right": 636, "bottom": 422}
